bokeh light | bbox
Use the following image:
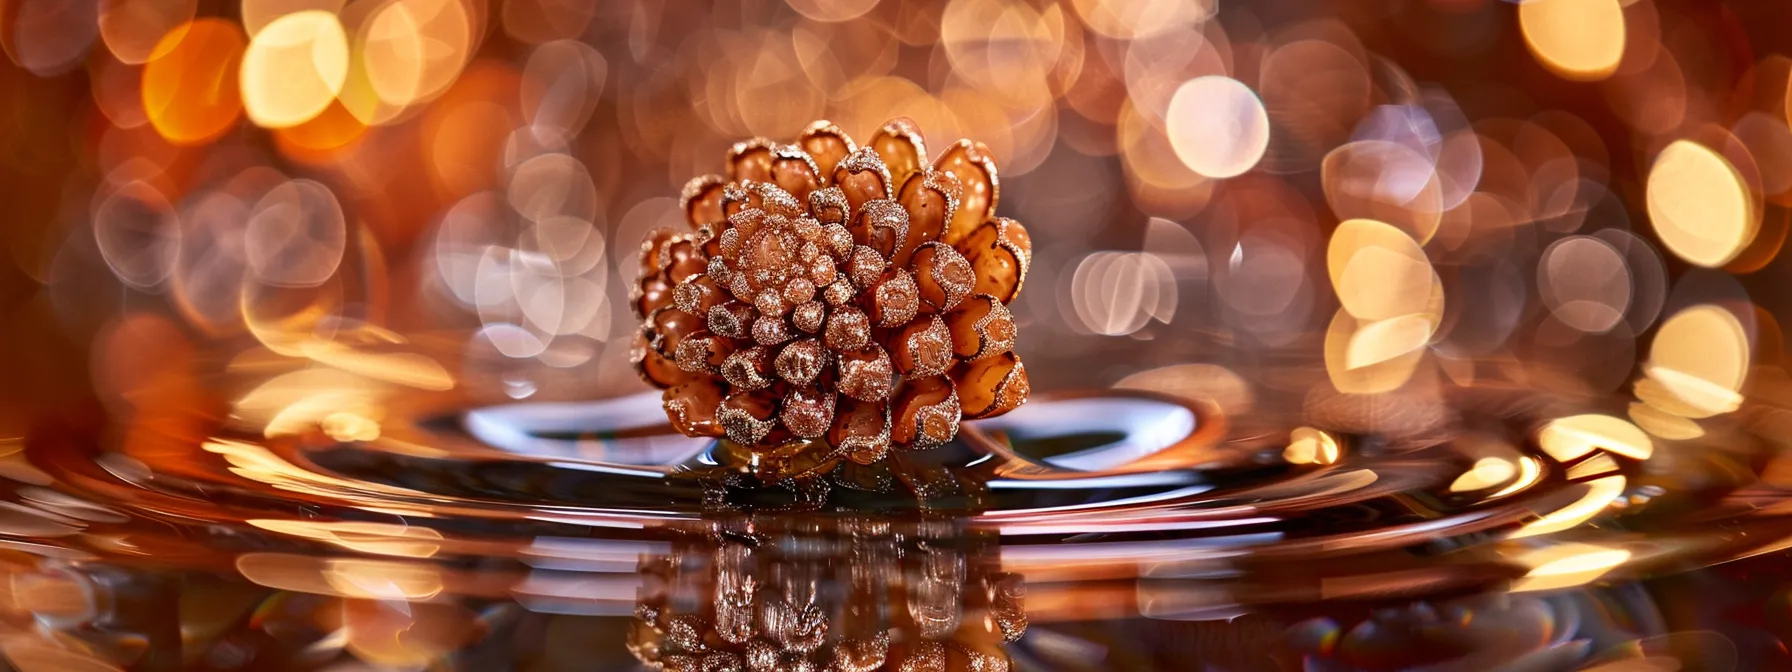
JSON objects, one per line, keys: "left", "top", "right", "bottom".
{"left": 1519, "top": 0, "right": 1626, "bottom": 81}
{"left": 240, "top": 10, "right": 350, "bottom": 128}
{"left": 1647, "top": 140, "right": 1758, "bottom": 268}
{"left": 140, "top": 18, "right": 245, "bottom": 144}
{"left": 1165, "top": 75, "right": 1269, "bottom": 179}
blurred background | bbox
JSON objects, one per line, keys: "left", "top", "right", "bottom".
{"left": 3, "top": 0, "right": 1792, "bottom": 446}
{"left": 7, "top": 0, "right": 1792, "bottom": 668}
{"left": 10, "top": 0, "right": 1792, "bottom": 434}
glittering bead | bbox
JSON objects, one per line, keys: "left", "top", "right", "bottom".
{"left": 708, "top": 302, "right": 757, "bottom": 339}
{"left": 890, "top": 315, "right": 953, "bottom": 378}
{"left": 824, "top": 305, "right": 871, "bottom": 351}
{"left": 944, "top": 294, "right": 1014, "bottom": 360}
{"left": 774, "top": 339, "right": 827, "bottom": 386}
{"left": 951, "top": 352, "right": 1028, "bottom": 419}
{"left": 836, "top": 344, "right": 894, "bottom": 402}
{"left": 909, "top": 242, "right": 974, "bottom": 313}
{"left": 719, "top": 391, "right": 779, "bottom": 445}
{"left": 894, "top": 170, "right": 960, "bottom": 266}
{"left": 862, "top": 268, "right": 920, "bottom": 328}
{"left": 722, "top": 346, "right": 775, "bottom": 390}
{"left": 851, "top": 199, "right": 909, "bottom": 259}
{"left": 957, "top": 218, "right": 1030, "bottom": 304}
{"left": 663, "top": 378, "right": 726, "bottom": 438}
{"left": 791, "top": 300, "right": 825, "bottom": 333}
{"left": 891, "top": 376, "right": 960, "bottom": 449}
{"left": 779, "top": 387, "right": 835, "bottom": 438}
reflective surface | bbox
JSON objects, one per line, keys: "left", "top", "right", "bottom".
{"left": 1, "top": 385, "right": 1790, "bottom": 669}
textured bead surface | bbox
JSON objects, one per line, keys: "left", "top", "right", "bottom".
{"left": 634, "top": 118, "right": 1030, "bottom": 458}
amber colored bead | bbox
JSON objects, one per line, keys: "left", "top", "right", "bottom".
{"left": 836, "top": 344, "right": 894, "bottom": 402}
{"left": 861, "top": 267, "right": 919, "bottom": 328}
{"left": 889, "top": 315, "right": 953, "bottom": 378}
{"left": 663, "top": 377, "right": 726, "bottom": 437}
{"left": 808, "top": 187, "right": 849, "bottom": 226}
{"left": 944, "top": 294, "right": 1014, "bottom": 360}
{"left": 824, "top": 305, "right": 871, "bottom": 351}
{"left": 829, "top": 396, "right": 891, "bottom": 465}
{"left": 633, "top": 331, "right": 693, "bottom": 388}
{"left": 635, "top": 274, "right": 673, "bottom": 319}
{"left": 667, "top": 240, "right": 707, "bottom": 284}
{"left": 890, "top": 376, "right": 960, "bottom": 449}
{"left": 718, "top": 390, "right": 779, "bottom": 446}
{"left": 791, "top": 300, "right": 825, "bottom": 333}
{"left": 798, "top": 120, "right": 855, "bottom": 177}
{"left": 834, "top": 148, "right": 893, "bottom": 213}
{"left": 822, "top": 279, "right": 855, "bottom": 307}
{"left": 851, "top": 199, "right": 908, "bottom": 258}
{"left": 933, "top": 139, "right": 999, "bottom": 246}
{"left": 770, "top": 146, "right": 822, "bottom": 201}
{"left": 721, "top": 345, "right": 775, "bottom": 391}
{"left": 718, "top": 182, "right": 753, "bottom": 218}
{"left": 640, "top": 228, "right": 678, "bottom": 274}
{"left": 672, "top": 274, "right": 725, "bottom": 316}
{"left": 820, "top": 223, "right": 854, "bottom": 261}
{"left": 957, "top": 218, "right": 1030, "bottom": 304}
{"left": 910, "top": 242, "right": 974, "bottom": 313}
{"left": 726, "top": 138, "right": 775, "bottom": 183}
{"left": 695, "top": 223, "right": 724, "bottom": 258}
{"left": 779, "top": 387, "right": 835, "bottom": 438}
{"left": 681, "top": 176, "right": 726, "bottom": 228}
{"left": 846, "top": 246, "right": 886, "bottom": 289}
{"left": 651, "top": 308, "right": 704, "bottom": 355}
{"left": 674, "top": 330, "right": 734, "bottom": 374}
{"left": 774, "top": 338, "right": 828, "bottom": 386}
{"left": 893, "top": 171, "right": 959, "bottom": 266}
{"left": 707, "top": 301, "right": 756, "bottom": 339}
{"left": 870, "top": 117, "right": 927, "bottom": 189}
{"left": 751, "top": 315, "right": 791, "bottom": 346}
{"left": 751, "top": 180, "right": 803, "bottom": 218}
{"left": 952, "top": 351, "right": 1028, "bottom": 419}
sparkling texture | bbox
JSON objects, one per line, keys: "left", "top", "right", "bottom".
{"left": 635, "top": 119, "right": 1030, "bottom": 458}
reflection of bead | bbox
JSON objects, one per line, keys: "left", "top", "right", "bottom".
{"left": 630, "top": 520, "right": 1025, "bottom": 672}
